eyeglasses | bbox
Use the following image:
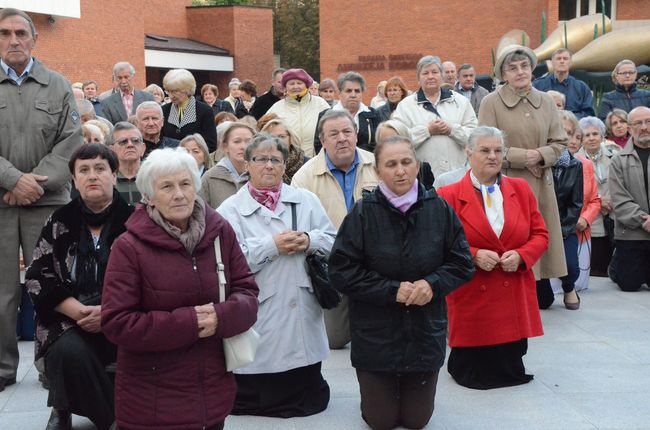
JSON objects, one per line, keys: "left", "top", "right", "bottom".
{"left": 477, "top": 148, "right": 505, "bottom": 157}
{"left": 629, "top": 119, "right": 650, "bottom": 128}
{"left": 250, "top": 156, "right": 284, "bottom": 166}
{"left": 616, "top": 71, "right": 636, "bottom": 77}
{"left": 505, "top": 63, "right": 531, "bottom": 73}
{"left": 113, "top": 137, "right": 143, "bottom": 146}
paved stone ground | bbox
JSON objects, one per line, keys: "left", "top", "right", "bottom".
{"left": 3, "top": 276, "right": 650, "bottom": 429}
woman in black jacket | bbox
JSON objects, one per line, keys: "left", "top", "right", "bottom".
{"left": 161, "top": 69, "right": 218, "bottom": 152}
{"left": 329, "top": 136, "right": 474, "bottom": 430}
{"left": 537, "top": 148, "right": 584, "bottom": 310}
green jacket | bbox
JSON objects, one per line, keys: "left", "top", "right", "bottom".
{"left": 0, "top": 57, "right": 82, "bottom": 208}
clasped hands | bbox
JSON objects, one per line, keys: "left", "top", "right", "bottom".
{"left": 274, "top": 230, "right": 310, "bottom": 255}
{"left": 427, "top": 119, "right": 451, "bottom": 136}
{"left": 525, "top": 150, "right": 543, "bottom": 178}
{"left": 77, "top": 305, "right": 102, "bottom": 333}
{"left": 475, "top": 249, "right": 521, "bottom": 272}
{"left": 3, "top": 173, "right": 48, "bottom": 206}
{"left": 396, "top": 279, "right": 433, "bottom": 306}
{"left": 195, "top": 303, "right": 218, "bottom": 338}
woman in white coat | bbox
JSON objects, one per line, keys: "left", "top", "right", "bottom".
{"left": 217, "top": 133, "right": 336, "bottom": 418}
{"left": 393, "top": 55, "right": 477, "bottom": 178}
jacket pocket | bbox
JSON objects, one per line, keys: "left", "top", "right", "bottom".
{"left": 34, "top": 100, "right": 63, "bottom": 132}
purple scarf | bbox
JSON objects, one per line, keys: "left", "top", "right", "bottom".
{"left": 247, "top": 182, "right": 282, "bottom": 212}
{"left": 379, "top": 179, "right": 419, "bottom": 213}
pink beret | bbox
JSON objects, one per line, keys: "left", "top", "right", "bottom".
{"left": 281, "top": 68, "right": 314, "bottom": 88}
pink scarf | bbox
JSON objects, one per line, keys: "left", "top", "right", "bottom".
{"left": 247, "top": 182, "right": 282, "bottom": 212}
{"left": 378, "top": 179, "right": 419, "bottom": 213}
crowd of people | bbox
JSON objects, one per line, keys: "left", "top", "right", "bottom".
{"left": 1, "top": 6, "right": 650, "bottom": 430}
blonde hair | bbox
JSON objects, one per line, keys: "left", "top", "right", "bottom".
{"left": 163, "top": 69, "right": 196, "bottom": 96}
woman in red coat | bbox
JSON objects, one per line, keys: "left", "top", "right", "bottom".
{"left": 101, "top": 148, "right": 259, "bottom": 429}
{"left": 438, "top": 126, "right": 549, "bottom": 390}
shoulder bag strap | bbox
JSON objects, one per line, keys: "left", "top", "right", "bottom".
{"left": 214, "top": 237, "right": 227, "bottom": 303}
{"left": 290, "top": 202, "right": 297, "bottom": 231}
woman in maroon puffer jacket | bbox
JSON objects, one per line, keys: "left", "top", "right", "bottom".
{"left": 102, "top": 148, "right": 258, "bottom": 430}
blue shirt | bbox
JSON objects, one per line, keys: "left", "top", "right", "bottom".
{"left": 532, "top": 74, "right": 595, "bottom": 119}
{"left": 325, "top": 150, "right": 360, "bottom": 213}
{"left": 1, "top": 57, "right": 34, "bottom": 86}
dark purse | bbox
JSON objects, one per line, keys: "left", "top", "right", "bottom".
{"left": 290, "top": 203, "right": 342, "bottom": 309}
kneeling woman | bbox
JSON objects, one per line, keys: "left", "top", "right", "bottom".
{"left": 218, "top": 134, "right": 337, "bottom": 417}
{"left": 329, "top": 136, "right": 474, "bottom": 430}
{"left": 438, "top": 127, "right": 549, "bottom": 389}
{"left": 26, "top": 144, "right": 133, "bottom": 430}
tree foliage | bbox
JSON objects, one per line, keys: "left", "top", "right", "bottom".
{"left": 193, "top": 0, "right": 320, "bottom": 80}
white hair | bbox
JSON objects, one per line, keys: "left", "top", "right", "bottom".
{"left": 136, "top": 148, "right": 201, "bottom": 202}
{"left": 163, "top": 69, "right": 197, "bottom": 96}
{"left": 136, "top": 101, "right": 163, "bottom": 118}
{"left": 578, "top": 116, "right": 606, "bottom": 137}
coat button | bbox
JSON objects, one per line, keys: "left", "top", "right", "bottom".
{"left": 504, "top": 281, "right": 509, "bottom": 287}
{"left": 289, "top": 300, "right": 297, "bottom": 308}
{"left": 479, "top": 285, "right": 487, "bottom": 292}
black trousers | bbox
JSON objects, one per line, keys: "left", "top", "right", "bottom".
{"left": 45, "top": 328, "right": 116, "bottom": 430}
{"left": 590, "top": 236, "right": 614, "bottom": 277}
{"left": 609, "top": 240, "right": 650, "bottom": 291}
{"left": 356, "top": 369, "right": 439, "bottom": 430}
{"left": 232, "top": 362, "right": 330, "bottom": 418}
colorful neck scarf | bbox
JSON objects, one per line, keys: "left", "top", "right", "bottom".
{"left": 378, "top": 179, "right": 419, "bottom": 214}
{"left": 247, "top": 182, "right": 282, "bottom": 212}
{"left": 470, "top": 170, "right": 504, "bottom": 237}
{"left": 289, "top": 88, "right": 309, "bottom": 102}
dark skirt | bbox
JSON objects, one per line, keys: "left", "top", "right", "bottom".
{"left": 44, "top": 328, "right": 116, "bottom": 430}
{"left": 232, "top": 362, "right": 330, "bottom": 418}
{"left": 447, "top": 338, "right": 533, "bottom": 390}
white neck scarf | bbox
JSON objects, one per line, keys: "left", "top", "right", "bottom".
{"left": 470, "top": 170, "right": 504, "bottom": 238}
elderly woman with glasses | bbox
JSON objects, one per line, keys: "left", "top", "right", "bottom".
{"left": 599, "top": 60, "right": 650, "bottom": 122}
{"left": 101, "top": 148, "right": 259, "bottom": 430}
{"left": 438, "top": 126, "right": 549, "bottom": 389}
{"left": 218, "top": 134, "right": 337, "bottom": 418}
{"left": 479, "top": 45, "right": 569, "bottom": 297}
{"left": 577, "top": 116, "right": 619, "bottom": 277}
{"left": 161, "top": 69, "right": 218, "bottom": 152}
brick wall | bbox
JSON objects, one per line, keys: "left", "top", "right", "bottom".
{"left": 30, "top": 0, "right": 148, "bottom": 92}
{"left": 187, "top": 6, "right": 274, "bottom": 96}
{"left": 319, "top": 0, "right": 558, "bottom": 103}
{"left": 616, "top": 0, "right": 650, "bottom": 20}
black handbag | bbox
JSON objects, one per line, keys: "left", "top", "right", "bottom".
{"left": 290, "top": 203, "right": 342, "bottom": 309}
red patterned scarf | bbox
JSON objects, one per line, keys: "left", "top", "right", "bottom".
{"left": 247, "top": 182, "right": 282, "bottom": 212}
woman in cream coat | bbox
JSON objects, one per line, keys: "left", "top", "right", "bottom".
{"left": 393, "top": 56, "right": 477, "bottom": 177}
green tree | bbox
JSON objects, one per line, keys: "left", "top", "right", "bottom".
{"left": 273, "top": 0, "right": 320, "bottom": 80}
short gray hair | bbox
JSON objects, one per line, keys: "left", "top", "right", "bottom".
{"left": 244, "top": 133, "right": 289, "bottom": 162}
{"left": 180, "top": 133, "right": 214, "bottom": 169}
{"left": 337, "top": 71, "right": 366, "bottom": 92}
{"left": 113, "top": 62, "right": 135, "bottom": 78}
{"left": 317, "top": 110, "right": 357, "bottom": 138}
{"left": 552, "top": 48, "right": 572, "bottom": 59}
{"left": 0, "top": 8, "right": 36, "bottom": 37}
{"left": 77, "top": 99, "right": 95, "bottom": 117}
{"left": 107, "top": 121, "right": 141, "bottom": 146}
{"left": 163, "top": 69, "right": 196, "bottom": 96}
{"left": 136, "top": 101, "right": 163, "bottom": 118}
{"left": 136, "top": 148, "right": 201, "bottom": 202}
{"left": 416, "top": 56, "right": 442, "bottom": 79}
{"left": 458, "top": 63, "right": 474, "bottom": 73}
{"left": 467, "top": 126, "right": 505, "bottom": 150}
{"left": 501, "top": 51, "right": 532, "bottom": 76}
{"left": 578, "top": 116, "right": 606, "bottom": 137}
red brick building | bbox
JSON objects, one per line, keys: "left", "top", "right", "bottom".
{"left": 11, "top": 0, "right": 273, "bottom": 98}
{"left": 319, "top": 0, "right": 650, "bottom": 101}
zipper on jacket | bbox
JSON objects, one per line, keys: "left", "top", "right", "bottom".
{"left": 192, "top": 256, "right": 198, "bottom": 271}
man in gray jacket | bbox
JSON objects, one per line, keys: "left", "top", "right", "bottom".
{"left": 0, "top": 8, "right": 82, "bottom": 391}
{"left": 609, "top": 106, "right": 650, "bottom": 291}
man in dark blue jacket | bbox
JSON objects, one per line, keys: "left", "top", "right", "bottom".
{"left": 533, "top": 48, "right": 594, "bottom": 119}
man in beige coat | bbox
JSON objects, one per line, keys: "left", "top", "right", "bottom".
{"left": 479, "top": 45, "right": 568, "bottom": 281}
{"left": 292, "top": 110, "right": 379, "bottom": 348}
